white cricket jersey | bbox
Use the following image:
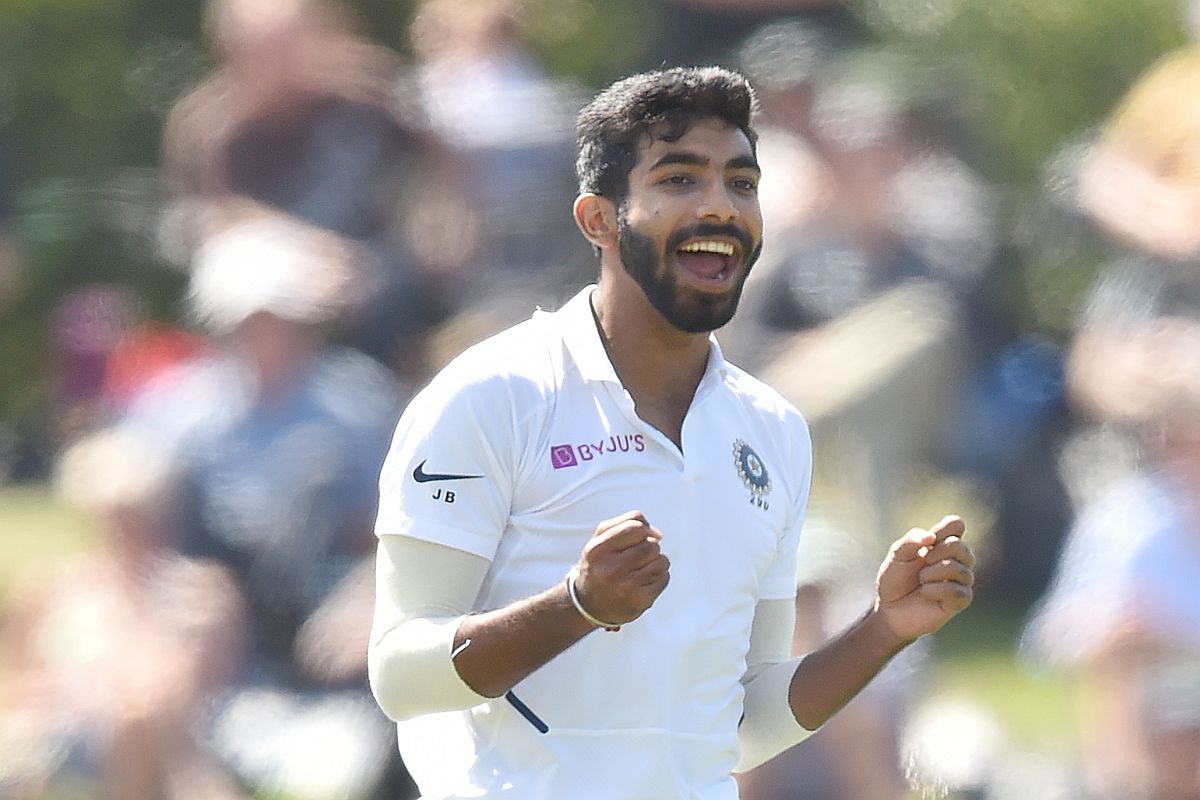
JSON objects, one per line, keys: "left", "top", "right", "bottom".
{"left": 375, "top": 286, "right": 812, "bottom": 799}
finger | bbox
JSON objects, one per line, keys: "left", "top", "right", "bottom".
{"left": 923, "top": 538, "right": 976, "bottom": 570}
{"left": 613, "top": 522, "right": 663, "bottom": 553}
{"left": 649, "top": 566, "right": 670, "bottom": 596}
{"left": 890, "top": 528, "right": 938, "bottom": 562}
{"left": 590, "top": 518, "right": 660, "bottom": 554}
{"left": 629, "top": 554, "right": 670, "bottom": 586}
{"left": 919, "top": 580, "right": 973, "bottom": 609}
{"left": 918, "top": 560, "right": 974, "bottom": 586}
{"left": 633, "top": 561, "right": 671, "bottom": 599}
{"left": 593, "top": 510, "right": 650, "bottom": 537}
{"left": 613, "top": 539, "right": 664, "bottom": 570}
{"left": 929, "top": 515, "right": 966, "bottom": 544}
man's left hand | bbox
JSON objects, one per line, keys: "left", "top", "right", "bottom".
{"left": 874, "top": 515, "right": 974, "bottom": 645}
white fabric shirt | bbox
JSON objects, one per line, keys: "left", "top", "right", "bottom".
{"left": 375, "top": 286, "right": 813, "bottom": 800}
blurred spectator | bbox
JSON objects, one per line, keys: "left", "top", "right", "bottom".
{"left": 49, "top": 284, "right": 143, "bottom": 445}
{"left": 749, "top": 47, "right": 997, "bottom": 339}
{"left": 164, "top": 0, "right": 405, "bottom": 239}
{"left": 1067, "top": 1, "right": 1200, "bottom": 386}
{"left": 47, "top": 287, "right": 212, "bottom": 451}
{"left": 1071, "top": 8, "right": 1200, "bottom": 333}
{"left": 163, "top": 0, "right": 469, "bottom": 382}
{"left": 409, "top": 0, "right": 590, "bottom": 293}
{"left": 410, "top": 0, "right": 576, "bottom": 152}
{"left": 103, "top": 323, "right": 213, "bottom": 413}
{"left": 0, "top": 427, "right": 246, "bottom": 799}
{"left": 122, "top": 211, "right": 415, "bottom": 800}
{"left": 1023, "top": 27, "right": 1200, "bottom": 795}
{"left": 1026, "top": 311, "right": 1200, "bottom": 800}
{"left": 1078, "top": 46, "right": 1200, "bottom": 264}
{"left": 1057, "top": 0, "right": 1200, "bottom": 502}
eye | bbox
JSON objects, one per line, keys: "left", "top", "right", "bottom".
{"left": 730, "top": 176, "right": 758, "bottom": 193}
{"left": 660, "top": 174, "right": 695, "bottom": 187}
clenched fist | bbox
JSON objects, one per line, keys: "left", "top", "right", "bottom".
{"left": 572, "top": 510, "right": 671, "bottom": 628}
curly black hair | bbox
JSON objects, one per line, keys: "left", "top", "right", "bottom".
{"left": 575, "top": 66, "right": 759, "bottom": 206}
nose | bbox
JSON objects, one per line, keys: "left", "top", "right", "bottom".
{"left": 696, "top": 183, "right": 739, "bottom": 223}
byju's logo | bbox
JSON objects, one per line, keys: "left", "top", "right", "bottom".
{"left": 550, "top": 445, "right": 578, "bottom": 470}
{"left": 549, "top": 434, "right": 645, "bottom": 469}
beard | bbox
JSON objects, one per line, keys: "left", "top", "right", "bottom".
{"left": 616, "top": 211, "right": 762, "bottom": 334}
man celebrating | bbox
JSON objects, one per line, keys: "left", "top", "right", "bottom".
{"left": 369, "top": 67, "right": 974, "bottom": 799}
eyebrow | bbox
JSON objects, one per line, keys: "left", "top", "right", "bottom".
{"left": 724, "top": 155, "right": 763, "bottom": 173}
{"left": 727, "top": 155, "right": 762, "bottom": 174}
{"left": 647, "top": 151, "right": 761, "bottom": 174}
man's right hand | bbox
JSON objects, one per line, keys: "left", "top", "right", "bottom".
{"left": 572, "top": 510, "right": 671, "bottom": 626}
{"left": 435, "top": 511, "right": 671, "bottom": 699}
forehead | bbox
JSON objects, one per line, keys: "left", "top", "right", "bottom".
{"left": 631, "top": 117, "right": 756, "bottom": 173}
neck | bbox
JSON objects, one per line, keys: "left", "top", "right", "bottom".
{"left": 591, "top": 271, "right": 712, "bottom": 445}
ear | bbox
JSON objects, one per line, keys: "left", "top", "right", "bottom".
{"left": 573, "top": 193, "right": 618, "bottom": 250}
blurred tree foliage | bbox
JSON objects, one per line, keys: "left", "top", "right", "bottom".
{"left": 0, "top": 0, "right": 1189, "bottom": 473}
{"left": 855, "top": 0, "right": 1186, "bottom": 182}
{"left": 854, "top": 0, "right": 1187, "bottom": 334}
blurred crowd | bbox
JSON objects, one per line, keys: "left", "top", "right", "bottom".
{"left": 1, "top": 0, "right": 1200, "bottom": 798}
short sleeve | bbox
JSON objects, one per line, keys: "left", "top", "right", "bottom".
{"left": 756, "top": 414, "right": 813, "bottom": 601}
{"left": 375, "top": 358, "right": 523, "bottom": 562}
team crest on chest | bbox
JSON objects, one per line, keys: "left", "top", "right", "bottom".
{"left": 733, "top": 439, "right": 771, "bottom": 510}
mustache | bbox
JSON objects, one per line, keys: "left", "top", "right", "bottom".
{"left": 666, "top": 223, "right": 754, "bottom": 255}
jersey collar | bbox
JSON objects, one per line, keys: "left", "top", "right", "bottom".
{"left": 556, "top": 285, "right": 730, "bottom": 386}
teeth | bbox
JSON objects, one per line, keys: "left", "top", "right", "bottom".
{"left": 679, "top": 240, "right": 734, "bottom": 256}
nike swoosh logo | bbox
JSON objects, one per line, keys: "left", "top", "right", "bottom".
{"left": 412, "top": 460, "right": 484, "bottom": 483}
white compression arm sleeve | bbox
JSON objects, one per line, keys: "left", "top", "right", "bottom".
{"left": 735, "top": 597, "right": 816, "bottom": 773}
{"left": 368, "top": 534, "right": 492, "bottom": 721}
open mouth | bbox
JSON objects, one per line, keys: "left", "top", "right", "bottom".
{"left": 675, "top": 239, "right": 738, "bottom": 288}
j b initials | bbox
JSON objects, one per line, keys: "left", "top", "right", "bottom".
{"left": 432, "top": 489, "right": 456, "bottom": 503}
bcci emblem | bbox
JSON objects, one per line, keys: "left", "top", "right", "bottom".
{"left": 733, "top": 439, "right": 771, "bottom": 510}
